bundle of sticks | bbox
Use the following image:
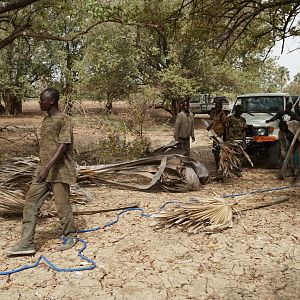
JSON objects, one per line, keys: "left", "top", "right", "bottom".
{"left": 218, "top": 140, "right": 253, "bottom": 177}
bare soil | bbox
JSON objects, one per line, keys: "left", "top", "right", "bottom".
{"left": 0, "top": 102, "right": 299, "bottom": 300}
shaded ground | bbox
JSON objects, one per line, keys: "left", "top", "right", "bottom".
{"left": 0, "top": 102, "right": 299, "bottom": 300}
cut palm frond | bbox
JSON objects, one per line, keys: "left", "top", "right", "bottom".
{"left": 0, "top": 154, "right": 209, "bottom": 193}
{"left": 0, "top": 156, "right": 39, "bottom": 190}
{"left": 0, "top": 186, "right": 91, "bottom": 216}
{"left": 154, "top": 196, "right": 289, "bottom": 233}
{"left": 155, "top": 198, "right": 233, "bottom": 233}
{"left": 0, "top": 186, "right": 137, "bottom": 217}
{"left": 0, "top": 188, "right": 25, "bottom": 215}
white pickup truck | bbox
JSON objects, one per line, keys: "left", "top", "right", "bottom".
{"left": 232, "top": 92, "right": 298, "bottom": 168}
{"left": 190, "top": 95, "right": 231, "bottom": 116}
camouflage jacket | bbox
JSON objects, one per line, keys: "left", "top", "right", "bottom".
{"left": 226, "top": 115, "right": 247, "bottom": 141}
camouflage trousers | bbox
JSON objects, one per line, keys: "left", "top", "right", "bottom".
{"left": 19, "top": 179, "right": 77, "bottom": 247}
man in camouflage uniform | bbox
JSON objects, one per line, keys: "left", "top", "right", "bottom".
{"left": 226, "top": 105, "right": 247, "bottom": 177}
{"left": 174, "top": 100, "right": 195, "bottom": 156}
{"left": 8, "top": 88, "right": 78, "bottom": 256}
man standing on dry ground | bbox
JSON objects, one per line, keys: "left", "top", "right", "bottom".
{"left": 174, "top": 100, "right": 195, "bottom": 156}
{"left": 206, "top": 101, "right": 227, "bottom": 169}
{"left": 226, "top": 105, "right": 247, "bottom": 177}
{"left": 266, "top": 102, "right": 300, "bottom": 174}
{"left": 7, "top": 87, "right": 78, "bottom": 256}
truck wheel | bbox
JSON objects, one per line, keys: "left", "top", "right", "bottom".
{"left": 268, "top": 141, "right": 282, "bottom": 169}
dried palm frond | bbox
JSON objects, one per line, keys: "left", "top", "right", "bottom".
{"left": 0, "top": 156, "right": 39, "bottom": 190}
{"left": 0, "top": 188, "right": 25, "bottom": 215}
{"left": 0, "top": 186, "right": 137, "bottom": 217}
{"left": 154, "top": 196, "right": 289, "bottom": 234}
{"left": 0, "top": 154, "right": 209, "bottom": 193}
{"left": 78, "top": 154, "right": 209, "bottom": 192}
{"left": 0, "top": 186, "right": 91, "bottom": 216}
{"left": 155, "top": 198, "right": 234, "bottom": 233}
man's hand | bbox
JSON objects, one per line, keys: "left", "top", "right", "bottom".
{"left": 37, "top": 167, "right": 49, "bottom": 183}
{"left": 192, "top": 137, "right": 195, "bottom": 142}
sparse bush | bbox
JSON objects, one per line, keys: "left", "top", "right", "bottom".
{"left": 128, "top": 87, "right": 160, "bottom": 138}
{"left": 76, "top": 132, "right": 150, "bottom": 165}
{"left": 73, "top": 109, "right": 151, "bottom": 165}
{"left": 0, "top": 127, "right": 39, "bottom": 162}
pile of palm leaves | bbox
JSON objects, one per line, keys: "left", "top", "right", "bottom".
{"left": 0, "top": 187, "right": 137, "bottom": 217}
{"left": 0, "top": 156, "right": 39, "bottom": 191}
{"left": 0, "top": 155, "right": 209, "bottom": 193}
{"left": 218, "top": 141, "right": 253, "bottom": 177}
{"left": 154, "top": 196, "right": 289, "bottom": 233}
{"left": 78, "top": 154, "right": 209, "bottom": 192}
{"left": 0, "top": 188, "right": 25, "bottom": 215}
{"left": 0, "top": 154, "right": 209, "bottom": 215}
{"left": 0, "top": 186, "right": 91, "bottom": 216}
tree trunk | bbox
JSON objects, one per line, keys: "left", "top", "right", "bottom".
{"left": 63, "top": 41, "right": 74, "bottom": 115}
{"left": 106, "top": 93, "right": 113, "bottom": 113}
{"left": 2, "top": 93, "right": 22, "bottom": 115}
{"left": 171, "top": 99, "right": 180, "bottom": 121}
{"left": 63, "top": 81, "right": 73, "bottom": 115}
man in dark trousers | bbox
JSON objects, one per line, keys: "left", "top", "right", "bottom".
{"left": 8, "top": 87, "right": 78, "bottom": 256}
{"left": 266, "top": 102, "right": 300, "bottom": 174}
{"left": 174, "top": 100, "right": 195, "bottom": 156}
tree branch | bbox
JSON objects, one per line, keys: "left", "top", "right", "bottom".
{"left": 0, "top": 0, "right": 40, "bottom": 14}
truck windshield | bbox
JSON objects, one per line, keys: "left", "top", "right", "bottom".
{"left": 236, "top": 96, "right": 284, "bottom": 113}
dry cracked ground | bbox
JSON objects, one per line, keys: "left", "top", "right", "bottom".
{"left": 0, "top": 102, "right": 299, "bottom": 300}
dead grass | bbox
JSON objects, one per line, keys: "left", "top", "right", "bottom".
{"left": 0, "top": 101, "right": 170, "bottom": 164}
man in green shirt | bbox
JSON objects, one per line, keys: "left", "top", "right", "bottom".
{"left": 8, "top": 88, "right": 78, "bottom": 256}
{"left": 174, "top": 101, "right": 195, "bottom": 156}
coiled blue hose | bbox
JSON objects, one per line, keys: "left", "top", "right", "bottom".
{"left": 1, "top": 184, "right": 298, "bottom": 276}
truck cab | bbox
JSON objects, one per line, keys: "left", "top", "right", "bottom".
{"left": 232, "top": 93, "right": 293, "bottom": 168}
{"left": 190, "top": 94, "right": 230, "bottom": 116}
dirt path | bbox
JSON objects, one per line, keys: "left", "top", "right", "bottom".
{"left": 0, "top": 103, "right": 299, "bottom": 299}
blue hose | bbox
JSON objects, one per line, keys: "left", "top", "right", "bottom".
{"left": 1, "top": 208, "right": 150, "bottom": 276}
{"left": 1, "top": 185, "right": 298, "bottom": 276}
{"left": 0, "top": 238, "right": 96, "bottom": 275}
{"left": 222, "top": 184, "right": 299, "bottom": 198}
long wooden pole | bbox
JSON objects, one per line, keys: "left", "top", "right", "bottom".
{"left": 278, "top": 126, "right": 300, "bottom": 179}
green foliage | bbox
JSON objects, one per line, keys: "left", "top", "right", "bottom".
{"left": 128, "top": 86, "right": 160, "bottom": 137}
{"left": 76, "top": 132, "right": 150, "bottom": 165}
{"left": 1, "top": 0, "right": 299, "bottom": 115}
{"left": 284, "top": 73, "right": 300, "bottom": 95}
{"left": 75, "top": 23, "right": 138, "bottom": 105}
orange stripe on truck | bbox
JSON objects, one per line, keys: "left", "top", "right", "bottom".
{"left": 253, "top": 136, "right": 277, "bottom": 142}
